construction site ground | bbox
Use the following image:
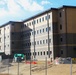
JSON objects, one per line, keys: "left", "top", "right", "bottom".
{"left": 0, "top": 61, "right": 76, "bottom": 75}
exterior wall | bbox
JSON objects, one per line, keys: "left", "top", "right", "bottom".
{"left": 0, "top": 22, "right": 23, "bottom": 57}
{"left": 0, "top": 24, "right": 11, "bottom": 55}
{"left": 10, "top": 22, "right": 23, "bottom": 54}
{"left": 66, "top": 8, "right": 76, "bottom": 57}
{"left": 0, "top": 27, "right": 5, "bottom": 53}
{"left": 23, "top": 11, "right": 54, "bottom": 60}
{"left": 57, "top": 7, "right": 76, "bottom": 58}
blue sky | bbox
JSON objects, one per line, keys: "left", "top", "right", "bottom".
{"left": 0, "top": 0, "right": 76, "bottom": 25}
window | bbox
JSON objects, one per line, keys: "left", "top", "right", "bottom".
{"left": 25, "top": 24, "right": 26, "bottom": 27}
{"left": 38, "top": 52, "right": 39, "bottom": 55}
{"left": 49, "top": 27, "right": 51, "bottom": 31}
{"left": 43, "top": 29, "right": 44, "bottom": 32}
{"left": 35, "top": 41, "right": 36, "bottom": 45}
{"left": 46, "top": 39, "right": 48, "bottom": 43}
{"left": 0, "top": 46, "right": 1, "bottom": 50}
{"left": 60, "top": 24, "right": 62, "bottom": 30}
{"left": 50, "top": 51, "right": 52, "bottom": 54}
{"left": 44, "top": 51, "right": 45, "bottom": 55}
{"left": 40, "top": 29, "right": 41, "bottom": 33}
{"left": 12, "top": 42, "right": 14, "bottom": 44}
{"left": 35, "top": 52, "right": 36, "bottom": 55}
{"left": 8, "top": 45, "right": 9, "bottom": 47}
{"left": 12, "top": 32, "right": 14, "bottom": 35}
{"left": 49, "top": 39, "right": 51, "bottom": 43}
{"left": 41, "top": 52, "right": 42, "bottom": 55}
{"left": 60, "top": 37, "right": 63, "bottom": 42}
{"left": 29, "top": 22, "right": 31, "bottom": 26}
{"left": 34, "top": 20, "right": 36, "bottom": 24}
{"left": 32, "top": 21, "right": 33, "bottom": 25}
{"left": 46, "top": 28, "right": 48, "bottom": 32}
{"left": 37, "top": 41, "right": 39, "bottom": 45}
{"left": 61, "top": 50, "right": 63, "bottom": 54}
{"left": 0, "top": 38, "right": 1, "bottom": 42}
{"left": 42, "top": 17, "right": 44, "bottom": 21}
{"left": 45, "top": 16, "right": 47, "bottom": 20}
{"left": 40, "top": 18, "right": 41, "bottom": 22}
{"left": 47, "top": 51, "right": 48, "bottom": 55}
{"left": 59, "top": 12, "right": 62, "bottom": 17}
{"left": 43, "top": 40, "right": 45, "bottom": 44}
{"left": 32, "top": 32, "right": 33, "bottom": 35}
{"left": 48, "top": 15, "right": 50, "bottom": 19}
{"left": 30, "top": 42, "right": 31, "bottom": 46}
{"left": 37, "top": 19, "right": 38, "bottom": 23}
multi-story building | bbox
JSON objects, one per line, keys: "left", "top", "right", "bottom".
{"left": 0, "top": 21, "right": 23, "bottom": 58}
{"left": 0, "top": 5, "right": 76, "bottom": 60}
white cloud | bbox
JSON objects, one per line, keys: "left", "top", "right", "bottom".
{"left": 15, "top": 0, "right": 44, "bottom": 12}
{"left": 0, "top": 0, "right": 46, "bottom": 25}
{"left": 0, "top": 0, "right": 44, "bottom": 17}
{"left": 41, "top": 0, "right": 51, "bottom": 5}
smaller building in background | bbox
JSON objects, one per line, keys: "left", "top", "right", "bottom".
{"left": 0, "top": 21, "right": 23, "bottom": 59}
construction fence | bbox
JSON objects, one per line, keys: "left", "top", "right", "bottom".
{"left": 0, "top": 57, "right": 76, "bottom": 75}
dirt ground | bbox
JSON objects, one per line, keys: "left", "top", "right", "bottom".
{"left": 0, "top": 61, "right": 76, "bottom": 75}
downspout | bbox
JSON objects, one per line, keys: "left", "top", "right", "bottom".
{"left": 47, "top": 12, "right": 50, "bottom": 58}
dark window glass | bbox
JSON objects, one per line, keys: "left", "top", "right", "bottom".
{"left": 61, "top": 50, "right": 63, "bottom": 54}
{"left": 43, "top": 29, "right": 44, "bottom": 32}
{"left": 49, "top": 39, "right": 51, "bottom": 43}
{"left": 37, "top": 19, "right": 38, "bottom": 23}
{"left": 40, "top": 29, "right": 41, "bottom": 33}
{"left": 43, "top": 40, "right": 45, "bottom": 44}
{"left": 37, "top": 41, "right": 39, "bottom": 45}
{"left": 47, "top": 51, "right": 48, "bottom": 55}
{"left": 38, "top": 52, "right": 39, "bottom": 55}
{"left": 49, "top": 27, "right": 51, "bottom": 31}
{"left": 41, "top": 52, "right": 42, "bottom": 55}
{"left": 46, "top": 28, "right": 48, "bottom": 32}
{"left": 60, "top": 37, "right": 63, "bottom": 42}
{"left": 42, "top": 17, "right": 44, "bottom": 21}
{"left": 60, "top": 24, "right": 62, "bottom": 30}
{"left": 34, "top": 20, "right": 35, "bottom": 24}
{"left": 40, "top": 18, "right": 41, "bottom": 22}
{"left": 37, "top": 30, "right": 39, "bottom": 34}
{"left": 40, "top": 40, "right": 42, "bottom": 44}
{"left": 29, "top": 22, "right": 31, "bottom": 26}
{"left": 48, "top": 15, "right": 50, "bottom": 19}
{"left": 59, "top": 12, "right": 62, "bottom": 17}
{"left": 46, "top": 39, "right": 48, "bottom": 43}
{"left": 12, "top": 42, "right": 14, "bottom": 44}
{"left": 45, "top": 16, "right": 47, "bottom": 20}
